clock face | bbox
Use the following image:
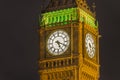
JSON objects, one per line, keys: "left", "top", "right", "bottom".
{"left": 85, "top": 33, "right": 95, "bottom": 58}
{"left": 47, "top": 30, "right": 70, "bottom": 55}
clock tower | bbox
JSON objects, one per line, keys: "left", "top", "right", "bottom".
{"left": 38, "top": 0, "right": 100, "bottom": 80}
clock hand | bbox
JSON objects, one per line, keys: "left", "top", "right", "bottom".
{"left": 59, "top": 46, "right": 63, "bottom": 51}
{"left": 60, "top": 43, "right": 67, "bottom": 46}
{"left": 89, "top": 43, "right": 91, "bottom": 48}
{"left": 55, "top": 40, "right": 61, "bottom": 47}
{"left": 56, "top": 40, "right": 67, "bottom": 47}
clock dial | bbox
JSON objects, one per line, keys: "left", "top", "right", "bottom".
{"left": 85, "top": 33, "right": 95, "bottom": 58}
{"left": 47, "top": 30, "right": 70, "bottom": 55}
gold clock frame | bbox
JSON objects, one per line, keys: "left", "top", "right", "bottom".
{"left": 46, "top": 29, "right": 71, "bottom": 56}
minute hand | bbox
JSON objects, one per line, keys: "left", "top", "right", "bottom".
{"left": 55, "top": 41, "right": 66, "bottom": 47}
{"left": 59, "top": 42, "right": 67, "bottom": 46}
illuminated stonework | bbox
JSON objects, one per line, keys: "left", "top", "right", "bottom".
{"left": 39, "top": 0, "right": 100, "bottom": 80}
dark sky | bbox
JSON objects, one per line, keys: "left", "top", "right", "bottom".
{"left": 0, "top": 0, "right": 120, "bottom": 80}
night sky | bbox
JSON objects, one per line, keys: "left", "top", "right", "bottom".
{"left": 0, "top": 0, "right": 120, "bottom": 80}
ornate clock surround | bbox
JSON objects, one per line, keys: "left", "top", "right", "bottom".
{"left": 45, "top": 27, "right": 71, "bottom": 58}
{"left": 83, "top": 24, "right": 99, "bottom": 63}
{"left": 40, "top": 23, "right": 80, "bottom": 59}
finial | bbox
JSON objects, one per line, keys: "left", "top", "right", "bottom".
{"left": 92, "top": 2, "right": 96, "bottom": 14}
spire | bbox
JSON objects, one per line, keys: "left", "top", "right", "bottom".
{"left": 76, "top": 0, "right": 96, "bottom": 17}
{"left": 92, "top": 2, "right": 96, "bottom": 15}
{"left": 76, "top": 0, "right": 91, "bottom": 11}
{"left": 41, "top": 0, "right": 96, "bottom": 17}
{"left": 43, "top": 0, "right": 77, "bottom": 12}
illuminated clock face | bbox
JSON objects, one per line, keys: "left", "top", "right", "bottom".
{"left": 47, "top": 30, "right": 70, "bottom": 55}
{"left": 85, "top": 33, "right": 95, "bottom": 58}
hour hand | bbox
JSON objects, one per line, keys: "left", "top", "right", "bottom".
{"left": 55, "top": 40, "right": 66, "bottom": 47}
{"left": 55, "top": 40, "right": 61, "bottom": 47}
{"left": 60, "top": 43, "right": 67, "bottom": 46}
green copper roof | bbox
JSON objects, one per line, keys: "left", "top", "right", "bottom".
{"left": 40, "top": 8, "right": 78, "bottom": 27}
{"left": 39, "top": 7, "right": 98, "bottom": 28}
{"left": 39, "top": 0, "right": 98, "bottom": 29}
{"left": 79, "top": 8, "right": 98, "bottom": 28}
